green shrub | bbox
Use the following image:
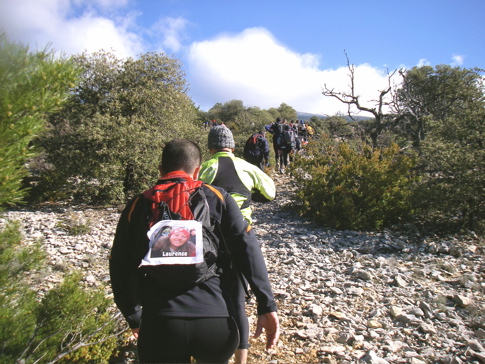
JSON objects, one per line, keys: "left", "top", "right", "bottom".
{"left": 415, "top": 112, "right": 485, "bottom": 233}
{"left": 31, "top": 272, "right": 119, "bottom": 363}
{"left": 57, "top": 209, "right": 92, "bottom": 236}
{"left": 0, "top": 220, "right": 45, "bottom": 363}
{"left": 36, "top": 51, "right": 200, "bottom": 204}
{"left": 290, "top": 139, "right": 418, "bottom": 230}
{"left": 0, "top": 218, "right": 122, "bottom": 363}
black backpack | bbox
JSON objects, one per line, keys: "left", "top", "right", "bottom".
{"left": 138, "top": 179, "right": 224, "bottom": 290}
{"left": 283, "top": 129, "right": 296, "bottom": 147}
{"left": 274, "top": 123, "right": 285, "bottom": 135}
{"left": 244, "top": 133, "right": 263, "bottom": 158}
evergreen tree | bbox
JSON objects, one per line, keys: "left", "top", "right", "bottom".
{"left": 417, "top": 90, "right": 485, "bottom": 231}
{"left": 38, "top": 51, "right": 200, "bottom": 203}
{"left": 394, "top": 65, "right": 484, "bottom": 147}
{"left": 207, "top": 100, "right": 274, "bottom": 156}
{"left": 277, "top": 102, "right": 297, "bottom": 121}
{"left": 396, "top": 65, "right": 485, "bottom": 231}
{"left": 0, "top": 35, "right": 123, "bottom": 363}
{"left": 0, "top": 34, "right": 78, "bottom": 207}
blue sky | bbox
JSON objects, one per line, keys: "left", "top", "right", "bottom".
{"left": 1, "top": 0, "right": 484, "bottom": 116}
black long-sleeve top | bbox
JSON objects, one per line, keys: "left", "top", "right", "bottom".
{"left": 109, "top": 172, "right": 277, "bottom": 329}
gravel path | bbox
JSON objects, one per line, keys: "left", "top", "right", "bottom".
{"left": 1, "top": 173, "right": 484, "bottom": 363}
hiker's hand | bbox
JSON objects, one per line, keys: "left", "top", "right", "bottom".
{"left": 131, "top": 328, "right": 139, "bottom": 340}
{"left": 254, "top": 312, "right": 280, "bottom": 350}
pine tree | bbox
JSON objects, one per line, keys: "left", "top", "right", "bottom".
{"left": 0, "top": 34, "right": 123, "bottom": 363}
{"left": 0, "top": 33, "right": 78, "bottom": 207}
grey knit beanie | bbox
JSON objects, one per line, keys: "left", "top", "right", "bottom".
{"left": 208, "top": 125, "right": 235, "bottom": 150}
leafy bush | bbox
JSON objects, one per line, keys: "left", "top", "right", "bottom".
{"left": 290, "top": 138, "right": 418, "bottom": 230}
{"left": 30, "top": 272, "right": 119, "bottom": 363}
{"left": 0, "top": 219, "right": 122, "bottom": 363}
{"left": 36, "top": 51, "right": 201, "bottom": 204}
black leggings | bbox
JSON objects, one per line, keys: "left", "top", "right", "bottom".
{"left": 274, "top": 145, "right": 289, "bottom": 168}
{"left": 137, "top": 316, "right": 239, "bottom": 364}
{"left": 232, "top": 274, "right": 250, "bottom": 350}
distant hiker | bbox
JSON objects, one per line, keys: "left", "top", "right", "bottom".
{"left": 199, "top": 126, "right": 276, "bottom": 364}
{"left": 278, "top": 124, "right": 298, "bottom": 173}
{"left": 297, "top": 121, "right": 314, "bottom": 142}
{"left": 110, "top": 139, "right": 279, "bottom": 364}
{"left": 243, "top": 130, "right": 270, "bottom": 170}
{"left": 265, "top": 117, "right": 287, "bottom": 172}
{"left": 306, "top": 124, "right": 315, "bottom": 139}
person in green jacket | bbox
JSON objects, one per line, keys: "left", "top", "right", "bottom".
{"left": 199, "top": 125, "right": 276, "bottom": 225}
{"left": 199, "top": 125, "right": 276, "bottom": 364}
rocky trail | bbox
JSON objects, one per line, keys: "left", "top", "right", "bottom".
{"left": 1, "top": 173, "right": 484, "bottom": 363}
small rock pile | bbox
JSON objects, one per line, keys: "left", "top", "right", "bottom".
{"left": 1, "top": 173, "right": 484, "bottom": 364}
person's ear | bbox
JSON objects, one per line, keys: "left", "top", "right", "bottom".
{"left": 192, "top": 166, "right": 201, "bottom": 180}
{"left": 158, "top": 165, "right": 164, "bottom": 176}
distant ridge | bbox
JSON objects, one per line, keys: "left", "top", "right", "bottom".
{"left": 297, "top": 111, "right": 371, "bottom": 122}
{"left": 296, "top": 111, "right": 326, "bottom": 121}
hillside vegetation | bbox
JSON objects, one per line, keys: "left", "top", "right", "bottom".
{"left": 1, "top": 34, "right": 484, "bottom": 362}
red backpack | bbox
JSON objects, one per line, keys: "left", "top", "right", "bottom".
{"left": 137, "top": 178, "right": 222, "bottom": 290}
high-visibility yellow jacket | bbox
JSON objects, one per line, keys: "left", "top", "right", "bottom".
{"left": 199, "top": 151, "right": 276, "bottom": 224}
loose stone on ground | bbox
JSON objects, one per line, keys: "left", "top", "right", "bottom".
{"left": 1, "top": 173, "right": 484, "bottom": 363}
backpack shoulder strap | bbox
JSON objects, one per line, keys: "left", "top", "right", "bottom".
{"left": 204, "top": 183, "right": 224, "bottom": 203}
{"left": 128, "top": 195, "right": 144, "bottom": 223}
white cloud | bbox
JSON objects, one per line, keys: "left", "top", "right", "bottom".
{"left": 417, "top": 58, "right": 431, "bottom": 67}
{"left": 55, "top": 11, "right": 143, "bottom": 57}
{"left": 151, "top": 17, "right": 189, "bottom": 54}
{"left": 188, "top": 27, "right": 394, "bottom": 115}
{"left": 0, "top": 2, "right": 397, "bottom": 116}
{"left": 73, "top": 0, "right": 130, "bottom": 10}
{"left": 451, "top": 54, "right": 465, "bottom": 66}
{"left": 0, "top": 0, "right": 143, "bottom": 58}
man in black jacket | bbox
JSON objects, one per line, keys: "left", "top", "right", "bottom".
{"left": 109, "top": 139, "right": 279, "bottom": 364}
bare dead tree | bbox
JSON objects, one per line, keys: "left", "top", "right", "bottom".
{"left": 322, "top": 51, "right": 397, "bottom": 147}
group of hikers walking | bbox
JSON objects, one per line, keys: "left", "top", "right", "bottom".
{"left": 243, "top": 117, "right": 314, "bottom": 174}
{"left": 110, "top": 117, "right": 311, "bottom": 363}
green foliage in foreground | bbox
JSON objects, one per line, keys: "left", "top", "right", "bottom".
{"left": 0, "top": 34, "right": 79, "bottom": 207}
{"left": 0, "top": 219, "right": 122, "bottom": 363}
{"left": 290, "top": 138, "right": 418, "bottom": 231}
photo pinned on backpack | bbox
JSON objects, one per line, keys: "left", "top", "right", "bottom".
{"left": 141, "top": 220, "right": 204, "bottom": 265}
